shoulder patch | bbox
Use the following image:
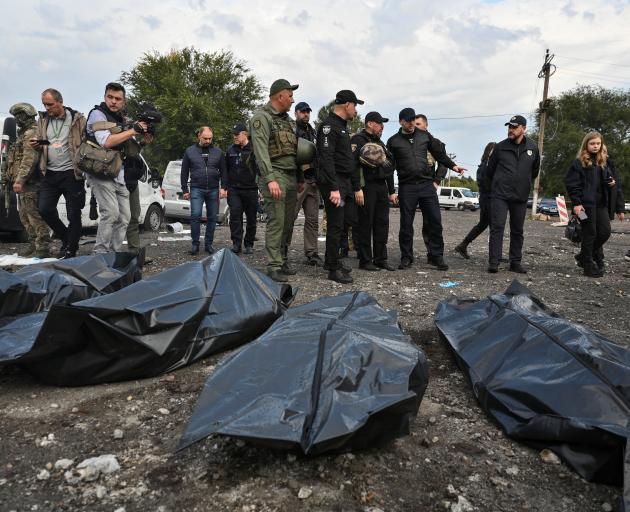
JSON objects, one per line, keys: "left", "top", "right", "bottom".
{"left": 351, "top": 144, "right": 357, "bottom": 152}
{"left": 322, "top": 125, "right": 331, "bottom": 135}
{"left": 252, "top": 119, "right": 262, "bottom": 129}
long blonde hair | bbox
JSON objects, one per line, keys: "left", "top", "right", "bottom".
{"left": 578, "top": 131, "right": 608, "bottom": 168}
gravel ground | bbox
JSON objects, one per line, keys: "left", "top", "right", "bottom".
{"left": 1, "top": 208, "right": 629, "bottom": 512}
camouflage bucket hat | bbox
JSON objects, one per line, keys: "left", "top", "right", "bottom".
{"left": 359, "top": 142, "right": 386, "bottom": 168}
{"left": 9, "top": 102, "right": 37, "bottom": 117}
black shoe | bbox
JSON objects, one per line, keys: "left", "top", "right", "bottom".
{"left": 61, "top": 251, "right": 76, "bottom": 260}
{"left": 499, "top": 258, "right": 509, "bottom": 264}
{"left": 338, "top": 248, "right": 349, "bottom": 258}
{"left": 594, "top": 257, "right": 605, "bottom": 273}
{"left": 398, "top": 258, "right": 412, "bottom": 270}
{"left": 56, "top": 243, "right": 68, "bottom": 259}
{"left": 280, "top": 264, "right": 297, "bottom": 275}
{"left": 267, "top": 269, "right": 289, "bottom": 282}
{"left": 359, "top": 262, "right": 381, "bottom": 271}
{"left": 487, "top": 262, "right": 499, "bottom": 273}
{"left": 375, "top": 261, "right": 396, "bottom": 271}
{"left": 205, "top": 246, "right": 215, "bottom": 255}
{"left": 428, "top": 256, "right": 449, "bottom": 271}
{"left": 454, "top": 243, "right": 470, "bottom": 260}
{"left": 143, "top": 257, "right": 154, "bottom": 265}
{"left": 189, "top": 244, "right": 200, "bottom": 255}
{"left": 574, "top": 254, "right": 584, "bottom": 268}
{"left": 231, "top": 244, "right": 242, "bottom": 254}
{"left": 323, "top": 262, "right": 351, "bottom": 274}
{"left": 244, "top": 246, "right": 253, "bottom": 255}
{"left": 583, "top": 264, "right": 603, "bottom": 278}
{"left": 625, "top": 250, "right": 630, "bottom": 262}
{"left": 305, "top": 254, "right": 324, "bottom": 266}
{"left": 328, "top": 270, "right": 353, "bottom": 284}
{"left": 509, "top": 263, "right": 527, "bottom": 274}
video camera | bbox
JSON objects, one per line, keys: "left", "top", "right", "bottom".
{"left": 131, "top": 103, "right": 162, "bottom": 135}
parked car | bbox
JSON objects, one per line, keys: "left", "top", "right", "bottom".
{"left": 536, "top": 197, "right": 559, "bottom": 216}
{"left": 162, "top": 160, "right": 229, "bottom": 224}
{"left": 437, "top": 186, "right": 479, "bottom": 211}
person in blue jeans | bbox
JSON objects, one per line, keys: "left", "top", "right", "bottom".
{"left": 181, "top": 126, "right": 227, "bottom": 255}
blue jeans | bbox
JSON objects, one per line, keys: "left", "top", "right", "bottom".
{"left": 190, "top": 187, "right": 219, "bottom": 248}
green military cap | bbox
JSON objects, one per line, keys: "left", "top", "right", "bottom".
{"left": 269, "top": 79, "right": 298, "bottom": 96}
{"left": 9, "top": 102, "right": 37, "bottom": 117}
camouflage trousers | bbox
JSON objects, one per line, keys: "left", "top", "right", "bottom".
{"left": 18, "top": 191, "right": 51, "bottom": 250}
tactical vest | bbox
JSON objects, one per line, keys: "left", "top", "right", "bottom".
{"left": 262, "top": 104, "right": 297, "bottom": 160}
{"left": 86, "top": 106, "right": 141, "bottom": 159}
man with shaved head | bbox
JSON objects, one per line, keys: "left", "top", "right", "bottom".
{"left": 249, "top": 79, "right": 305, "bottom": 282}
{"left": 181, "top": 125, "right": 227, "bottom": 255}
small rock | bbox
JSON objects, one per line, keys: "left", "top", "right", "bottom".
{"left": 468, "top": 474, "right": 480, "bottom": 482}
{"left": 540, "top": 449, "right": 561, "bottom": 464}
{"left": 114, "top": 508, "right": 126, "bottom": 512}
{"left": 446, "top": 484, "right": 457, "bottom": 497}
{"left": 235, "top": 440, "right": 245, "bottom": 448}
{"left": 71, "top": 407, "right": 79, "bottom": 413}
{"left": 505, "top": 465, "right": 519, "bottom": 476}
{"left": 45, "top": 462, "right": 53, "bottom": 470}
{"left": 50, "top": 403, "right": 59, "bottom": 409}
{"left": 451, "top": 495, "right": 474, "bottom": 512}
{"left": 158, "top": 408, "right": 170, "bottom": 415}
{"left": 95, "top": 485, "right": 106, "bottom": 499}
{"left": 298, "top": 486, "right": 312, "bottom": 499}
{"left": 428, "top": 416, "right": 437, "bottom": 424}
{"left": 113, "top": 429, "right": 124, "bottom": 439}
{"left": 64, "top": 470, "right": 81, "bottom": 485}
{"left": 286, "top": 454, "right": 296, "bottom": 463}
{"left": 432, "top": 436, "right": 439, "bottom": 443}
{"left": 602, "top": 503, "right": 612, "bottom": 512}
{"left": 36, "top": 469, "right": 50, "bottom": 480}
{"left": 76, "top": 454, "right": 120, "bottom": 480}
{"left": 490, "top": 476, "right": 508, "bottom": 488}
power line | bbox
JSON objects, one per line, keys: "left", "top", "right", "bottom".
{"left": 556, "top": 54, "right": 630, "bottom": 69}
{"left": 556, "top": 68, "right": 630, "bottom": 85}
{"left": 430, "top": 112, "right": 534, "bottom": 121}
{"left": 558, "top": 67, "right": 630, "bottom": 82}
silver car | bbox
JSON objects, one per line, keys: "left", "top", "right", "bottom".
{"left": 162, "top": 160, "right": 229, "bottom": 224}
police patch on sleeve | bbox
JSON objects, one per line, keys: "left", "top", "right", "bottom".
{"left": 252, "top": 119, "right": 262, "bottom": 129}
{"left": 351, "top": 144, "right": 357, "bottom": 152}
{"left": 322, "top": 125, "right": 331, "bottom": 135}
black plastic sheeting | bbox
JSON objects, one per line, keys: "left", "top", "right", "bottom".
{"left": 434, "top": 280, "right": 630, "bottom": 510}
{"left": 179, "top": 291, "right": 428, "bottom": 455}
{"left": 0, "top": 252, "right": 142, "bottom": 363}
{"left": 3, "top": 249, "right": 293, "bottom": 386}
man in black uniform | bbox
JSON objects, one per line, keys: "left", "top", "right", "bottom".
{"left": 486, "top": 115, "right": 540, "bottom": 274}
{"left": 226, "top": 122, "right": 258, "bottom": 254}
{"left": 387, "top": 107, "right": 466, "bottom": 270}
{"left": 316, "top": 90, "right": 364, "bottom": 284}
{"left": 351, "top": 111, "right": 397, "bottom": 271}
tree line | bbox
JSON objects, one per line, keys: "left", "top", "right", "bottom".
{"left": 122, "top": 47, "right": 630, "bottom": 199}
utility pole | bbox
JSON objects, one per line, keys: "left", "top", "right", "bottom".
{"left": 531, "top": 49, "right": 555, "bottom": 219}
{"left": 447, "top": 153, "right": 456, "bottom": 186}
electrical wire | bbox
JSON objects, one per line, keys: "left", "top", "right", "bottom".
{"left": 556, "top": 68, "right": 630, "bottom": 85}
{"left": 556, "top": 54, "right": 630, "bottom": 69}
{"left": 430, "top": 112, "right": 534, "bottom": 120}
{"left": 557, "top": 67, "right": 630, "bottom": 82}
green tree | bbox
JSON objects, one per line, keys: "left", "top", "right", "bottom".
{"left": 120, "top": 47, "right": 263, "bottom": 173}
{"left": 314, "top": 100, "right": 364, "bottom": 135}
{"left": 529, "top": 85, "right": 630, "bottom": 199}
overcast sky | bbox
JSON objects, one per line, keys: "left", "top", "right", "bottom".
{"left": 2, "top": 0, "right": 630, "bottom": 173}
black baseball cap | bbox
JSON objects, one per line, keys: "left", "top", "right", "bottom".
{"left": 399, "top": 107, "right": 416, "bottom": 122}
{"left": 270, "top": 79, "right": 299, "bottom": 96}
{"left": 365, "top": 111, "right": 389, "bottom": 124}
{"left": 505, "top": 115, "right": 527, "bottom": 127}
{"left": 295, "top": 101, "right": 312, "bottom": 112}
{"left": 232, "top": 122, "right": 247, "bottom": 135}
{"left": 334, "top": 90, "right": 364, "bottom": 105}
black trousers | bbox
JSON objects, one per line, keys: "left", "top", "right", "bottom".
{"left": 319, "top": 177, "right": 357, "bottom": 271}
{"left": 228, "top": 187, "right": 258, "bottom": 248}
{"left": 398, "top": 182, "right": 443, "bottom": 261}
{"left": 580, "top": 205, "right": 611, "bottom": 264}
{"left": 489, "top": 197, "right": 527, "bottom": 264}
{"left": 38, "top": 169, "right": 85, "bottom": 253}
{"left": 358, "top": 180, "right": 390, "bottom": 265}
{"left": 463, "top": 194, "right": 491, "bottom": 244}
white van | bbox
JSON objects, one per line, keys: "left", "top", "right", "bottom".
{"left": 58, "top": 155, "right": 165, "bottom": 231}
{"left": 438, "top": 187, "right": 480, "bottom": 211}
{"left": 162, "top": 159, "right": 229, "bottom": 225}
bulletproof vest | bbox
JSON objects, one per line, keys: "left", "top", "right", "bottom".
{"left": 262, "top": 104, "right": 297, "bottom": 160}
{"left": 86, "top": 105, "right": 141, "bottom": 157}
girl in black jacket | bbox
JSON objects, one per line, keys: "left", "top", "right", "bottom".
{"left": 565, "top": 131, "right": 625, "bottom": 277}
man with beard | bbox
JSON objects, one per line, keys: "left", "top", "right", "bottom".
{"left": 351, "top": 111, "right": 397, "bottom": 271}
{"left": 316, "top": 89, "right": 364, "bottom": 284}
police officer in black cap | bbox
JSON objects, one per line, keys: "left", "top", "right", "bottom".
{"left": 351, "top": 111, "right": 397, "bottom": 271}
{"left": 486, "top": 115, "right": 540, "bottom": 274}
{"left": 226, "top": 122, "right": 258, "bottom": 254}
{"left": 316, "top": 90, "right": 364, "bottom": 284}
{"left": 387, "top": 107, "right": 466, "bottom": 270}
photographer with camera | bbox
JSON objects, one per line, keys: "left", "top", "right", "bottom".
{"left": 84, "top": 82, "right": 152, "bottom": 253}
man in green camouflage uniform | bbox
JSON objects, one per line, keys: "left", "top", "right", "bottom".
{"left": 8, "top": 103, "right": 51, "bottom": 258}
{"left": 250, "top": 79, "right": 305, "bottom": 282}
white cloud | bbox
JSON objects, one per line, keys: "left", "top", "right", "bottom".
{"left": 2, "top": 0, "right": 629, "bottom": 171}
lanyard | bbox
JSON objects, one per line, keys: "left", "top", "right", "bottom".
{"left": 50, "top": 116, "right": 66, "bottom": 140}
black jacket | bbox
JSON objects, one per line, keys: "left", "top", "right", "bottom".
{"left": 476, "top": 160, "right": 491, "bottom": 196}
{"left": 296, "top": 121, "right": 318, "bottom": 179}
{"left": 486, "top": 136, "right": 540, "bottom": 202}
{"left": 316, "top": 113, "right": 360, "bottom": 192}
{"left": 565, "top": 157, "right": 624, "bottom": 219}
{"left": 350, "top": 129, "right": 395, "bottom": 194}
{"left": 181, "top": 144, "right": 226, "bottom": 193}
{"left": 386, "top": 128, "right": 455, "bottom": 186}
{"left": 225, "top": 142, "right": 256, "bottom": 189}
